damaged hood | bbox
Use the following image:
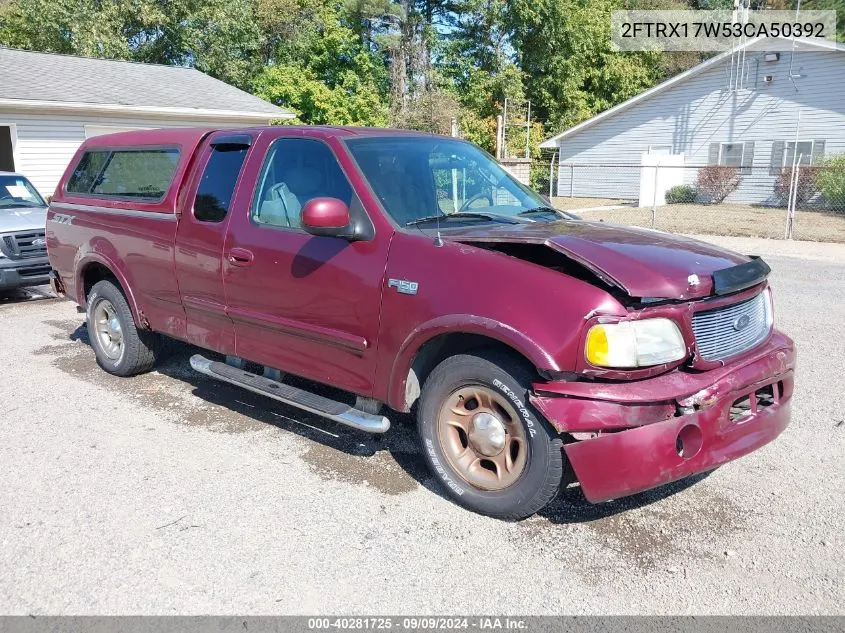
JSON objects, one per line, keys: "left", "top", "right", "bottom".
{"left": 446, "top": 220, "right": 753, "bottom": 300}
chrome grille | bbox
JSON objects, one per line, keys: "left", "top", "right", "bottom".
{"left": 0, "top": 230, "right": 47, "bottom": 259}
{"left": 692, "top": 291, "right": 771, "bottom": 361}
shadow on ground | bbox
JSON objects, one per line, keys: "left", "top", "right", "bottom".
{"left": 0, "top": 285, "right": 59, "bottom": 306}
{"left": 52, "top": 319, "right": 715, "bottom": 519}
{"left": 540, "top": 471, "right": 712, "bottom": 524}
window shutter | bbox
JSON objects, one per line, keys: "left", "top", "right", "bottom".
{"left": 812, "top": 140, "right": 826, "bottom": 165}
{"left": 708, "top": 143, "right": 720, "bottom": 165}
{"left": 742, "top": 141, "right": 754, "bottom": 174}
{"left": 770, "top": 141, "right": 785, "bottom": 175}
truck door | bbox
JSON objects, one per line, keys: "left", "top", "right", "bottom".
{"left": 174, "top": 133, "right": 252, "bottom": 354}
{"left": 222, "top": 135, "right": 391, "bottom": 396}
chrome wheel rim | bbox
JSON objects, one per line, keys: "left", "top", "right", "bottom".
{"left": 93, "top": 299, "right": 123, "bottom": 361}
{"left": 436, "top": 386, "right": 528, "bottom": 491}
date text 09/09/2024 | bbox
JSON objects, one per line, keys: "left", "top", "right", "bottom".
{"left": 620, "top": 21, "right": 826, "bottom": 39}
{"left": 307, "top": 618, "right": 528, "bottom": 630}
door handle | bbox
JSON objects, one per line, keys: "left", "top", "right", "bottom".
{"left": 227, "top": 248, "right": 254, "bottom": 267}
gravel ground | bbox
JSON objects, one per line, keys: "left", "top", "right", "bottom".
{"left": 0, "top": 237, "right": 843, "bottom": 615}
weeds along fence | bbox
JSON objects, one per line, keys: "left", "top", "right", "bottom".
{"left": 531, "top": 161, "right": 845, "bottom": 243}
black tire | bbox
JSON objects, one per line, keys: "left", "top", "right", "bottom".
{"left": 86, "top": 279, "right": 161, "bottom": 376}
{"left": 417, "top": 350, "right": 564, "bottom": 520}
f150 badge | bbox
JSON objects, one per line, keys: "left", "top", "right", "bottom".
{"left": 388, "top": 279, "right": 419, "bottom": 295}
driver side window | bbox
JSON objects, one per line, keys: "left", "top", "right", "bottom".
{"left": 251, "top": 138, "right": 353, "bottom": 229}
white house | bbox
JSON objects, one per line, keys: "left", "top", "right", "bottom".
{"left": 0, "top": 47, "right": 293, "bottom": 196}
{"left": 540, "top": 37, "right": 845, "bottom": 206}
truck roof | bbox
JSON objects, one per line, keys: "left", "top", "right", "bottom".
{"left": 79, "top": 125, "right": 445, "bottom": 149}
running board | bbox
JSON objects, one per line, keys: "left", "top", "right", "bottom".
{"left": 189, "top": 355, "right": 390, "bottom": 434}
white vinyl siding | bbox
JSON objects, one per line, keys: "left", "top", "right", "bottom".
{"left": 84, "top": 124, "right": 151, "bottom": 139}
{"left": 552, "top": 47, "right": 845, "bottom": 204}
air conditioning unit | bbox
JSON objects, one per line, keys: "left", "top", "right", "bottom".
{"left": 764, "top": 53, "right": 780, "bottom": 62}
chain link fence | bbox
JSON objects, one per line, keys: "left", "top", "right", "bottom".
{"left": 529, "top": 160, "right": 845, "bottom": 243}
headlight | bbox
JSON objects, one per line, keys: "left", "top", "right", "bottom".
{"left": 585, "top": 318, "right": 686, "bottom": 368}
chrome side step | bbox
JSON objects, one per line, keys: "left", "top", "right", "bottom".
{"left": 189, "top": 354, "right": 390, "bottom": 434}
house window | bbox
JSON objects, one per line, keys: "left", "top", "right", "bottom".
{"left": 709, "top": 141, "right": 755, "bottom": 173}
{"left": 770, "top": 140, "right": 824, "bottom": 175}
{"left": 719, "top": 143, "right": 745, "bottom": 167}
{"left": 648, "top": 145, "right": 672, "bottom": 155}
{"left": 784, "top": 141, "right": 816, "bottom": 167}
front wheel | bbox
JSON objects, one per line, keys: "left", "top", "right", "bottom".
{"left": 417, "top": 351, "right": 564, "bottom": 520}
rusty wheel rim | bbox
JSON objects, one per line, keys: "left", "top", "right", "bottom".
{"left": 436, "top": 385, "right": 529, "bottom": 491}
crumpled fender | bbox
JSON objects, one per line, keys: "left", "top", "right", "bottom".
{"left": 386, "top": 314, "right": 562, "bottom": 411}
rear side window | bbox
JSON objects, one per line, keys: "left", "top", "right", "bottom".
{"left": 66, "top": 148, "right": 180, "bottom": 200}
{"left": 194, "top": 145, "right": 250, "bottom": 223}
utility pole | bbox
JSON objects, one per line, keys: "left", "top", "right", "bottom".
{"left": 502, "top": 98, "right": 508, "bottom": 159}
{"left": 495, "top": 115, "right": 503, "bottom": 159}
{"left": 525, "top": 101, "right": 531, "bottom": 159}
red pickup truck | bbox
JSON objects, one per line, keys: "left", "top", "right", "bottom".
{"left": 46, "top": 126, "right": 795, "bottom": 519}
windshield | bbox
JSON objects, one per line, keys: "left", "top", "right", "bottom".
{"left": 0, "top": 175, "right": 46, "bottom": 209}
{"left": 345, "top": 136, "right": 564, "bottom": 226}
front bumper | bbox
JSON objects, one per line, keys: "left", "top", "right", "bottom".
{"left": 531, "top": 330, "right": 795, "bottom": 503}
{"left": 0, "top": 256, "right": 52, "bottom": 290}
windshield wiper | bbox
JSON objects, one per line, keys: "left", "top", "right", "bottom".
{"left": 517, "top": 206, "right": 570, "bottom": 220}
{"left": 405, "top": 212, "right": 520, "bottom": 227}
{"left": 5, "top": 202, "right": 44, "bottom": 208}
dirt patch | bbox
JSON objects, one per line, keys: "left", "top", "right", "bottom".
{"left": 0, "top": 285, "right": 61, "bottom": 307}
{"left": 34, "top": 318, "right": 264, "bottom": 434}
{"left": 551, "top": 196, "right": 632, "bottom": 211}
{"left": 33, "top": 317, "right": 427, "bottom": 496}
{"left": 521, "top": 474, "right": 746, "bottom": 571}
{"left": 578, "top": 492, "right": 743, "bottom": 570}
{"left": 32, "top": 343, "right": 80, "bottom": 357}
{"left": 565, "top": 202, "right": 845, "bottom": 243}
{"left": 302, "top": 442, "right": 423, "bottom": 496}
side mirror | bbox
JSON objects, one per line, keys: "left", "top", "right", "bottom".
{"left": 301, "top": 197, "right": 352, "bottom": 238}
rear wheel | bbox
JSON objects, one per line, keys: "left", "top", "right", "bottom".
{"left": 86, "top": 279, "right": 161, "bottom": 376}
{"left": 417, "top": 350, "right": 564, "bottom": 520}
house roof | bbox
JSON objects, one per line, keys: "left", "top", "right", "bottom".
{"left": 0, "top": 47, "right": 292, "bottom": 122}
{"left": 540, "top": 37, "right": 845, "bottom": 149}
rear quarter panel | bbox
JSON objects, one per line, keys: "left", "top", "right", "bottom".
{"left": 47, "top": 207, "right": 183, "bottom": 336}
{"left": 46, "top": 128, "right": 211, "bottom": 338}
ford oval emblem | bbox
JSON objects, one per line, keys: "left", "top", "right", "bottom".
{"left": 32, "top": 238, "right": 46, "bottom": 246}
{"left": 733, "top": 314, "right": 751, "bottom": 331}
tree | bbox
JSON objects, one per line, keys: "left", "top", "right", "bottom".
{"left": 0, "top": 0, "right": 262, "bottom": 89}
{"left": 0, "top": 0, "right": 133, "bottom": 59}
{"left": 251, "top": 0, "right": 390, "bottom": 125}
{"left": 253, "top": 63, "right": 388, "bottom": 126}
{"left": 507, "top": 0, "right": 663, "bottom": 132}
